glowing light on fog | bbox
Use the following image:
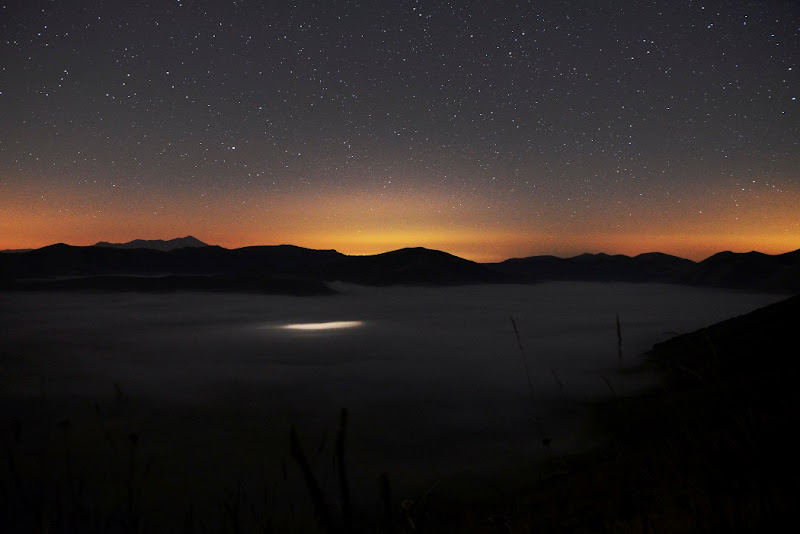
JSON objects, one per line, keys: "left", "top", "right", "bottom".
{"left": 280, "top": 321, "right": 364, "bottom": 331}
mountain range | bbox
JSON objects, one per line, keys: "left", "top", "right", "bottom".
{"left": 93, "top": 236, "right": 208, "bottom": 251}
{"left": 1, "top": 236, "right": 798, "bottom": 294}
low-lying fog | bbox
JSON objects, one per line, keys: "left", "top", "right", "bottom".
{"left": 0, "top": 282, "right": 786, "bottom": 508}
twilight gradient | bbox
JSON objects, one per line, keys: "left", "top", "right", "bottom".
{"left": 1, "top": 0, "right": 797, "bottom": 261}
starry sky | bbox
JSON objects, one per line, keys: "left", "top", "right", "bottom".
{"left": 1, "top": 0, "right": 798, "bottom": 262}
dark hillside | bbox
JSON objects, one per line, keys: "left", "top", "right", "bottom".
{"left": 318, "top": 247, "right": 504, "bottom": 285}
{"left": 688, "top": 249, "right": 800, "bottom": 292}
{"left": 491, "top": 252, "right": 695, "bottom": 283}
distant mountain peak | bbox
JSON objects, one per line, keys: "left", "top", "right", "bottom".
{"left": 93, "top": 236, "right": 209, "bottom": 251}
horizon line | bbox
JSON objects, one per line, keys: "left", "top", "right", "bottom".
{"left": 4, "top": 237, "right": 799, "bottom": 264}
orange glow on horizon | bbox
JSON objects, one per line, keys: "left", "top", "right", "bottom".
{"left": 2, "top": 180, "right": 799, "bottom": 262}
{"left": 4, "top": 222, "right": 799, "bottom": 263}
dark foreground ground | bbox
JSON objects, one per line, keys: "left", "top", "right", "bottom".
{"left": 2, "top": 293, "right": 799, "bottom": 533}
{"left": 424, "top": 292, "right": 800, "bottom": 533}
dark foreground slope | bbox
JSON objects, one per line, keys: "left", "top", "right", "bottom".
{"left": 436, "top": 294, "right": 800, "bottom": 533}
{"left": 647, "top": 291, "right": 800, "bottom": 382}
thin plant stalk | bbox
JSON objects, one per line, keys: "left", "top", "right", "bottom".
{"left": 510, "top": 316, "right": 551, "bottom": 449}
{"left": 290, "top": 425, "right": 334, "bottom": 533}
{"left": 334, "top": 408, "right": 352, "bottom": 532}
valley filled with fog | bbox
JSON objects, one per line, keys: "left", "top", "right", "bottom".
{"left": 0, "top": 283, "right": 786, "bottom": 512}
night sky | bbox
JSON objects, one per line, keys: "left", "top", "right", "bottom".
{"left": 1, "top": 0, "right": 797, "bottom": 261}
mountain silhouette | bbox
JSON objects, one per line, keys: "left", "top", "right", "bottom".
{"left": 93, "top": 236, "right": 209, "bottom": 251}
{"left": 1, "top": 239, "right": 799, "bottom": 293}
{"left": 492, "top": 252, "right": 695, "bottom": 283}
{"left": 688, "top": 249, "right": 800, "bottom": 292}
{"left": 491, "top": 249, "right": 800, "bottom": 292}
{"left": 317, "top": 247, "right": 503, "bottom": 285}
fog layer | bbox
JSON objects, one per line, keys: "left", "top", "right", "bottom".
{"left": 0, "top": 283, "right": 784, "bottom": 504}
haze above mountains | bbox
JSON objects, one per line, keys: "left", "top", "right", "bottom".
{"left": 1, "top": 236, "right": 799, "bottom": 294}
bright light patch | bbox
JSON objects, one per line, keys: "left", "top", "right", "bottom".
{"left": 280, "top": 321, "right": 363, "bottom": 331}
